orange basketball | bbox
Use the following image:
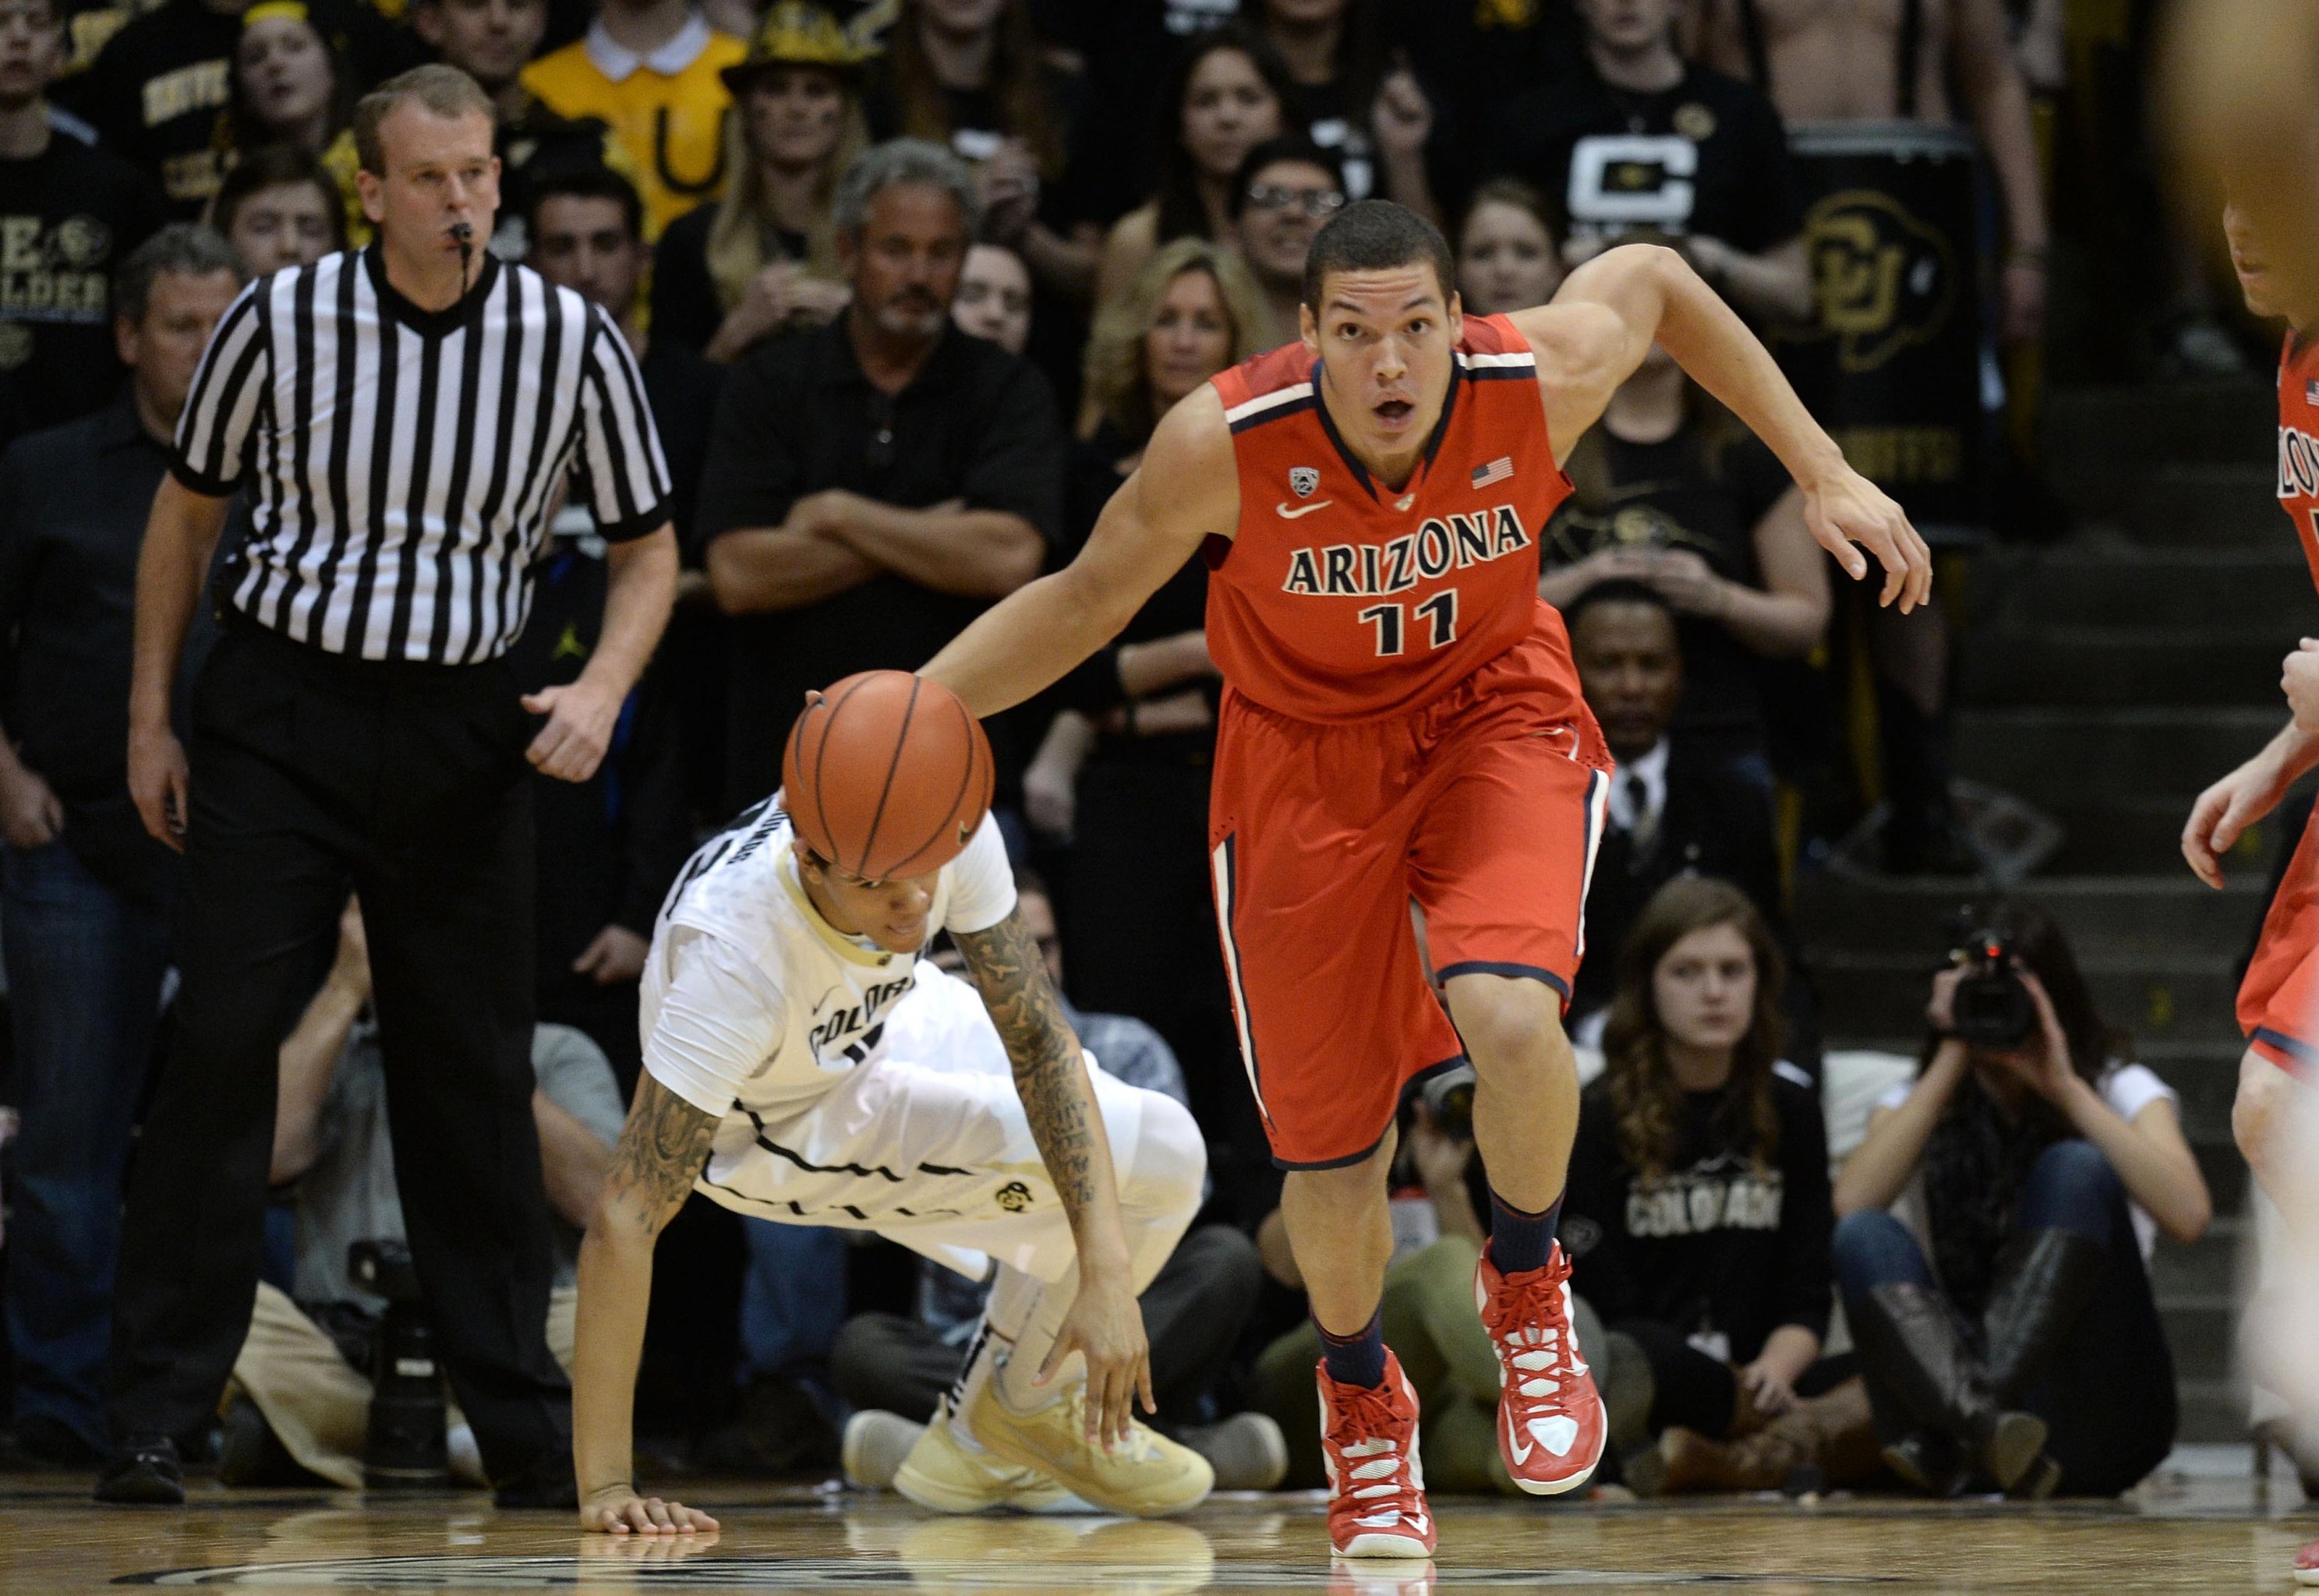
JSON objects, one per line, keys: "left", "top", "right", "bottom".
{"left": 782, "top": 671, "right": 995, "bottom": 881}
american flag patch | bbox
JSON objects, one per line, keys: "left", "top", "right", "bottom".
{"left": 2306, "top": 379, "right": 2318, "bottom": 405}
{"left": 1472, "top": 456, "right": 1514, "bottom": 489}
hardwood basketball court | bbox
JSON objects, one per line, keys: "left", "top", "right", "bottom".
{"left": 2, "top": 1473, "right": 2309, "bottom": 1591}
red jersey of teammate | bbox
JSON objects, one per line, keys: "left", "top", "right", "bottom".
{"left": 1205, "top": 312, "right": 1575, "bottom": 722}
{"left": 2239, "top": 332, "right": 2319, "bottom": 1075}
{"left": 2278, "top": 334, "right": 2319, "bottom": 593}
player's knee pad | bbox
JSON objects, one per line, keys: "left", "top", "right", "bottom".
{"left": 1122, "top": 1091, "right": 1206, "bottom": 1224}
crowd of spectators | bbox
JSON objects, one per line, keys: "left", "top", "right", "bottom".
{"left": 0, "top": 0, "right": 2243, "bottom": 1508}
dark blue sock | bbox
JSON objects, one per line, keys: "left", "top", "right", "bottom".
{"left": 1316, "top": 1311, "right": 1387, "bottom": 1389}
{"left": 1490, "top": 1187, "right": 1564, "bottom": 1276}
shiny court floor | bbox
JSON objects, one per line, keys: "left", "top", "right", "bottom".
{"left": 0, "top": 1474, "right": 2311, "bottom": 1593}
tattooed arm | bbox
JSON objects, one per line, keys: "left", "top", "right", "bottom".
{"left": 572, "top": 1074, "right": 723, "bottom": 1534}
{"left": 956, "top": 906, "right": 1152, "bottom": 1442}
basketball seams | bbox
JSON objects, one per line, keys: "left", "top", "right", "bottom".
{"left": 804, "top": 674, "right": 871, "bottom": 872}
{"left": 878, "top": 690, "right": 988, "bottom": 878}
{"left": 854, "top": 675, "right": 920, "bottom": 877}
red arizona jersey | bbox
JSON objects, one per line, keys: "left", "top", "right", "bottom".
{"left": 1204, "top": 313, "right": 1574, "bottom": 722}
{"left": 2279, "top": 334, "right": 2319, "bottom": 592}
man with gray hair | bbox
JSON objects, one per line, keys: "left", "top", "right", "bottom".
{"left": 0, "top": 222, "right": 240, "bottom": 1467}
{"left": 698, "top": 136, "right": 1062, "bottom": 807}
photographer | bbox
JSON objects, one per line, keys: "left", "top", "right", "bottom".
{"left": 1832, "top": 902, "right": 2211, "bottom": 1499}
{"left": 1561, "top": 877, "right": 1862, "bottom": 1496}
{"left": 219, "top": 899, "right": 626, "bottom": 1490}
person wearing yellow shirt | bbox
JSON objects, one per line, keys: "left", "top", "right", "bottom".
{"left": 520, "top": 0, "right": 742, "bottom": 238}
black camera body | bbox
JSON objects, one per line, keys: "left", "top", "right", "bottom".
{"left": 348, "top": 1239, "right": 448, "bottom": 1488}
{"left": 1948, "top": 928, "right": 2036, "bottom": 1049}
{"left": 1418, "top": 1062, "right": 1477, "bottom": 1139}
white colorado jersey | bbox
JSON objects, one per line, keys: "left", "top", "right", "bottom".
{"left": 640, "top": 796, "right": 1016, "bottom": 1125}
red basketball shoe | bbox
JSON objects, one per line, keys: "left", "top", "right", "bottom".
{"left": 2295, "top": 1537, "right": 2317, "bottom": 1586}
{"left": 1317, "top": 1350, "right": 1434, "bottom": 1559}
{"left": 1476, "top": 1239, "right": 1605, "bottom": 1495}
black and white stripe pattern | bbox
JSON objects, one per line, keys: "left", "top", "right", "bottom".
{"left": 174, "top": 246, "right": 671, "bottom": 664}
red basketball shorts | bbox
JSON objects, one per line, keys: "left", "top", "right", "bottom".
{"left": 2242, "top": 801, "right": 2319, "bottom": 1079}
{"left": 1207, "top": 623, "right": 1613, "bottom": 1169}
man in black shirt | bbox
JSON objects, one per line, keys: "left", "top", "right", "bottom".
{"left": 54, "top": 0, "right": 242, "bottom": 213}
{"left": 0, "top": 224, "right": 241, "bottom": 1465}
{"left": 1488, "top": 0, "right": 1809, "bottom": 325}
{"left": 0, "top": 0, "right": 162, "bottom": 448}
{"left": 699, "top": 138, "right": 1061, "bottom": 809}
{"left": 1562, "top": 582, "right": 1792, "bottom": 1040}
{"left": 522, "top": 162, "right": 707, "bottom": 1083}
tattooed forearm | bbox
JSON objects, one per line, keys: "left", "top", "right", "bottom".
{"left": 957, "top": 908, "right": 1105, "bottom": 1215}
{"left": 603, "top": 1075, "right": 719, "bottom": 1238}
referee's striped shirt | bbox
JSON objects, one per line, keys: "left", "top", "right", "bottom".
{"left": 172, "top": 243, "right": 673, "bottom": 666}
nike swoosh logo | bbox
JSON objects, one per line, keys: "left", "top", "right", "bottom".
{"left": 1508, "top": 1429, "right": 1532, "bottom": 1465}
{"left": 1275, "top": 499, "right": 1334, "bottom": 518}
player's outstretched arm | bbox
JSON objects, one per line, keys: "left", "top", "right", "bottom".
{"left": 1511, "top": 243, "right": 1934, "bottom": 613}
{"left": 573, "top": 1075, "right": 723, "bottom": 1534}
{"left": 955, "top": 906, "right": 1154, "bottom": 1445}
{"left": 921, "top": 387, "right": 1240, "bottom": 717}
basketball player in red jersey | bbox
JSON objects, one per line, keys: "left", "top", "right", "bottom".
{"left": 924, "top": 201, "right": 1929, "bottom": 1560}
{"left": 2184, "top": 199, "right": 2319, "bottom": 1590}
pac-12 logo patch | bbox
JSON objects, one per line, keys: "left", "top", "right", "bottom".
{"left": 1289, "top": 465, "right": 1320, "bottom": 498}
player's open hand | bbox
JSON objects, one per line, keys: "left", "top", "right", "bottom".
{"left": 1801, "top": 468, "right": 1932, "bottom": 613}
{"left": 579, "top": 1481, "right": 720, "bottom": 1535}
{"left": 1038, "top": 1272, "right": 1154, "bottom": 1449}
{"left": 522, "top": 676, "right": 624, "bottom": 782}
{"left": 2183, "top": 750, "right": 2292, "bottom": 888}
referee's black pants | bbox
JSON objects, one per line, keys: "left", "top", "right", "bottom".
{"left": 106, "top": 620, "right": 570, "bottom": 1480}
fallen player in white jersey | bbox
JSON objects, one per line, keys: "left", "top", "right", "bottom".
{"left": 569, "top": 676, "right": 1212, "bottom": 1534}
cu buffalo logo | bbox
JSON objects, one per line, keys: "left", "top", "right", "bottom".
{"left": 995, "top": 1181, "right": 1034, "bottom": 1213}
{"left": 1800, "top": 189, "right": 1958, "bottom": 375}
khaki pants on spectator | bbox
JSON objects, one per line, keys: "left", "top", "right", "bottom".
{"left": 228, "top": 1282, "right": 577, "bottom": 1489}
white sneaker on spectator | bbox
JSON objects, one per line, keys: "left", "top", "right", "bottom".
{"left": 843, "top": 1410, "right": 926, "bottom": 1492}
{"left": 1177, "top": 1412, "right": 1288, "bottom": 1490}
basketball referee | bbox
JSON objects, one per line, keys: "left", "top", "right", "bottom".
{"left": 97, "top": 65, "right": 677, "bottom": 1506}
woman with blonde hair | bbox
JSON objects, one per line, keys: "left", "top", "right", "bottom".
{"left": 650, "top": 2, "right": 867, "bottom": 360}
{"left": 1022, "top": 238, "right": 1273, "bottom": 1206}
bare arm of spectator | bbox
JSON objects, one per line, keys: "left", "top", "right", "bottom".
{"left": 1639, "top": 486, "right": 1830, "bottom": 659}
{"left": 1833, "top": 973, "right": 1971, "bottom": 1216}
{"left": 1516, "top": 244, "right": 1931, "bottom": 610}
{"left": 1023, "top": 710, "right": 1094, "bottom": 837}
{"left": 1953, "top": 0, "right": 2049, "bottom": 343}
{"left": 1371, "top": 65, "right": 1441, "bottom": 226}
{"left": 1116, "top": 630, "right": 1216, "bottom": 697}
{"left": 128, "top": 478, "right": 232, "bottom": 850}
{"left": 809, "top": 490, "right": 1046, "bottom": 598}
{"left": 1407, "top": 1105, "right": 1483, "bottom": 1244}
{"left": 271, "top": 899, "right": 370, "bottom": 1186}
{"left": 1684, "top": 234, "right": 1814, "bottom": 326}
{"left": 1256, "top": 1208, "right": 1303, "bottom": 1290}
{"left": 536, "top": 1089, "right": 617, "bottom": 1230}
{"left": 706, "top": 519, "right": 885, "bottom": 613}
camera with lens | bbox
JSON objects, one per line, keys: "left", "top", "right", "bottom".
{"left": 1946, "top": 925, "right": 2035, "bottom": 1049}
{"left": 348, "top": 1239, "right": 448, "bottom": 1488}
{"left": 1417, "top": 1062, "right": 1477, "bottom": 1139}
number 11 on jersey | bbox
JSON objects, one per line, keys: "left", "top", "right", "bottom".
{"left": 1357, "top": 588, "right": 1459, "bottom": 657}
